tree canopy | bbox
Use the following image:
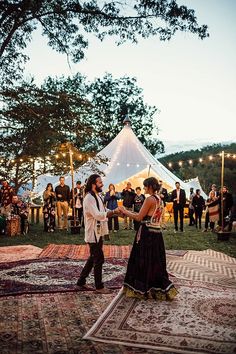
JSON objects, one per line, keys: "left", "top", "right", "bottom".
{"left": 0, "top": 73, "right": 162, "bottom": 191}
{"left": 0, "top": 0, "right": 209, "bottom": 84}
{"left": 159, "top": 143, "right": 236, "bottom": 194}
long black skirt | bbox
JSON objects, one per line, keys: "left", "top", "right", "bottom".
{"left": 123, "top": 224, "right": 178, "bottom": 300}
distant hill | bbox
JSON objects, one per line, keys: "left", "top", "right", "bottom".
{"left": 158, "top": 143, "right": 236, "bottom": 194}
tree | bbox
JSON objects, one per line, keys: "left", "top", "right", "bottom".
{"left": 0, "top": 0, "right": 209, "bottom": 84}
{"left": 84, "top": 73, "right": 164, "bottom": 155}
{"left": 0, "top": 73, "right": 162, "bottom": 190}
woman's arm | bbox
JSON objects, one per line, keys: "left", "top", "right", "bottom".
{"left": 120, "top": 197, "right": 153, "bottom": 222}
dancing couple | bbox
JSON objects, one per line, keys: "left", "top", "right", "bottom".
{"left": 77, "top": 174, "right": 177, "bottom": 300}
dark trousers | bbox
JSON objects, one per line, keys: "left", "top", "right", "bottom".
{"left": 204, "top": 211, "right": 215, "bottom": 230}
{"left": 77, "top": 238, "right": 104, "bottom": 289}
{"left": 173, "top": 205, "right": 184, "bottom": 231}
{"left": 75, "top": 207, "right": 83, "bottom": 225}
{"left": 195, "top": 209, "right": 203, "bottom": 229}
{"left": 189, "top": 208, "right": 195, "bottom": 225}
{"left": 108, "top": 216, "right": 119, "bottom": 231}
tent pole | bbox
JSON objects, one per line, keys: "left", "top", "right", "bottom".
{"left": 69, "top": 147, "right": 76, "bottom": 226}
{"left": 220, "top": 150, "right": 224, "bottom": 230}
{"left": 148, "top": 164, "right": 151, "bottom": 177}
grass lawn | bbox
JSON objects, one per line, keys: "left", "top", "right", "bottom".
{"left": 0, "top": 221, "right": 236, "bottom": 258}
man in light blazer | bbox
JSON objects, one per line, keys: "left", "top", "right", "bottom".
{"left": 171, "top": 182, "right": 186, "bottom": 233}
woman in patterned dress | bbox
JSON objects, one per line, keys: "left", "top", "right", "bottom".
{"left": 43, "top": 183, "right": 56, "bottom": 232}
{"left": 120, "top": 177, "right": 178, "bottom": 301}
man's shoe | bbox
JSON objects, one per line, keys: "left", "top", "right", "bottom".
{"left": 95, "top": 287, "right": 111, "bottom": 294}
{"left": 114, "top": 230, "right": 118, "bottom": 233}
{"left": 76, "top": 284, "right": 91, "bottom": 290}
{"left": 174, "top": 230, "right": 177, "bottom": 234}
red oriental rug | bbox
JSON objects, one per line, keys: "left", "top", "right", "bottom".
{"left": 0, "top": 291, "right": 165, "bottom": 354}
{"left": 38, "top": 244, "right": 187, "bottom": 259}
{"left": 84, "top": 278, "right": 236, "bottom": 354}
{"left": 0, "top": 258, "right": 127, "bottom": 297}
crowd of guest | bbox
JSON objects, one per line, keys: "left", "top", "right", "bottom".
{"left": 0, "top": 176, "right": 235, "bottom": 236}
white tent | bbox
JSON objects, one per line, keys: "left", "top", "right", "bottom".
{"left": 35, "top": 118, "right": 207, "bottom": 198}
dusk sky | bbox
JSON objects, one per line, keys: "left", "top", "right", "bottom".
{"left": 24, "top": 0, "right": 236, "bottom": 153}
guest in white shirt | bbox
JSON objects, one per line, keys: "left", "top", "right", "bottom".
{"left": 76, "top": 174, "right": 120, "bottom": 294}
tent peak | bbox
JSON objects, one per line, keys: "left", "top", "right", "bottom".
{"left": 123, "top": 115, "right": 131, "bottom": 126}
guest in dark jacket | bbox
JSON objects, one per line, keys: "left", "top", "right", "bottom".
{"left": 104, "top": 184, "right": 120, "bottom": 232}
{"left": 171, "top": 182, "right": 186, "bottom": 233}
{"left": 121, "top": 182, "right": 135, "bottom": 230}
{"left": 192, "top": 189, "right": 205, "bottom": 229}
{"left": 133, "top": 187, "right": 145, "bottom": 231}
{"left": 55, "top": 176, "right": 70, "bottom": 230}
{"left": 219, "top": 186, "right": 234, "bottom": 228}
{"left": 73, "top": 181, "right": 84, "bottom": 225}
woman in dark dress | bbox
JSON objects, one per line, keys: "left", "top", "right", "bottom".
{"left": 43, "top": 183, "right": 56, "bottom": 232}
{"left": 120, "top": 177, "right": 178, "bottom": 301}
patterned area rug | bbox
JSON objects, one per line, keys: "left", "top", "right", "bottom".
{"left": 0, "top": 291, "right": 169, "bottom": 354}
{"left": 167, "top": 249, "right": 236, "bottom": 287}
{"left": 0, "top": 258, "right": 127, "bottom": 296}
{"left": 0, "top": 245, "right": 42, "bottom": 263}
{"left": 84, "top": 279, "right": 236, "bottom": 354}
{"left": 38, "top": 243, "right": 188, "bottom": 259}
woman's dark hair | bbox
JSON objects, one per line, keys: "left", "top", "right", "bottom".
{"left": 136, "top": 187, "right": 141, "bottom": 192}
{"left": 84, "top": 174, "right": 100, "bottom": 194}
{"left": 46, "top": 183, "right": 53, "bottom": 191}
{"left": 143, "top": 177, "right": 160, "bottom": 193}
{"left": 196, "top": 189, "right": 200, "bottom": 194}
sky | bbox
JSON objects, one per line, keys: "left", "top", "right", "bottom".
{"left": 24, "top": 0, "right": 236, "bottom": 154}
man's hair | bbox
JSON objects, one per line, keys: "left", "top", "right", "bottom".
{"left": 84, "top": 174, "right": 100, "bottom": 194}
{"left": 76, "top": 180, "right": 81, "bottom": 185}
{"left": 175, "top": 181, "right": 180, "bottom": 185}
{"left": 59, "top": 176, "right": 65, "bottom": 180}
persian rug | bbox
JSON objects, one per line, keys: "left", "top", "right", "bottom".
{"left": 84, "top": 278, "right": 236, "bottom": 354}
{"left": 38, "top": 243, "right": 187, "bottom": 260}
{"left": 0, "top": 291, "right": 166, "bottom": 354}
{"left": 0, "top": 258, "right": 127, "bottom": 297}
{"left": 167, "top": 249, "right": 236, "bottom": 287}
{"left": 0, "top": 245, "right": 42, "bottom": 263}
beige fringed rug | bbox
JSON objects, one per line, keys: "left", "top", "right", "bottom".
{"left": 84, "top": 278, "right": 236, "bottom": 354}
{"left": 0, "top": 245, "right": 42, "bottom": 263}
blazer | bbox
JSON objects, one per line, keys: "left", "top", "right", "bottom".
{"left": 171, "top": 188, "right": 186, "bottom": 208}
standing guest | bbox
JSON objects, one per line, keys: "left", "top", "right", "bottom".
{"left": 104, "top": 184, "right": 120, "bottom": 233}
{"left": 120, "top": 177, "right": 178, "bottom": 300}
{"left": 76, "top": 174, "right": 121, "bottom": 293}
{"left": 133, "top": 187, "right": 145, "bottom": 231}
{"left": 159, "top": 180, "right": 168, "bottom": 229}
{"left": 204, "top": 191, "right": 219, "bottom": 232}
{"left": 55, "top": 176, "right": 70, "bottom": 230}
{"left": 121, "top": 182, "right": 135, "bottom": 230}
{"left": 192, "top": 189, "right": 205, "bottom": 229}
{"left": 43, "top": 183, "right": 56, "bottom": 232}
{"left": 0, "top": 179, "right": 14, "bottom": 206}
{"left": 73, "top": 181, "right": 84, "bottom": 225}
{"left": 188, "top": 187, "right": 195, "bottom": 226}
{"left": 171, "top": 182, "right": 186, "bottom": 233}
{"left": 219, "top": 186, "right": 233, "bottom": 228}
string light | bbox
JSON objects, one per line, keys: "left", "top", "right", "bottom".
{"left": 178, "top": 161, "right": 183, "bottom": 166}
{"left": 209, "top": 155, "right": 213, "bottom": 160}
{"left": 127, "top": 163, "right": 130, "bottom": 167}
{"left": 168, "top": 162, "right": 172, "bottom": 167}
{"left": 199, "top": 158, "right": 203, "bottom": 162}
{"left": 189, "top": 160, "right": 193, "bottom": 165}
